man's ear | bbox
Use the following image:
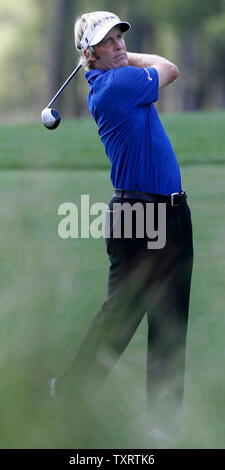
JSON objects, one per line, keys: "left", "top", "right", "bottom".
{"left": 84, "top": 48, "right": 96, "bottom": 64}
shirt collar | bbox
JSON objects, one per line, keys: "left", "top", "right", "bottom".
{"left": 85, "top": 69, "right": 105, "bottom": 84}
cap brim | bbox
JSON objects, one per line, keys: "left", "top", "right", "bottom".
{"left": 89, "top": 20, "right": 131, "bottom": 47}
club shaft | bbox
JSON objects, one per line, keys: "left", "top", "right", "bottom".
{"left": 46, "top": 63, "right": 82, "bottom": 109}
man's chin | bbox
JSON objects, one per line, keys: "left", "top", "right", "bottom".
{"left": 116, "top": 58, "right": 128, "bottom": 68}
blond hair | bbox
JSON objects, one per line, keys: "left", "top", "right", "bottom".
{"left": 74, "top": 11, "right": 116, "bottom": 71}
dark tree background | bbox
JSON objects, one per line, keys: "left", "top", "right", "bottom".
{"left": 0, "top": 0, "right": 224, "bottom": 120}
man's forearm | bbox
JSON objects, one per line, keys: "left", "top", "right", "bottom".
{"left": 127, "top": 52, "right": 175, "bottom": 69}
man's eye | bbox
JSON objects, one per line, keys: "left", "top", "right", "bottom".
{"left": 103, "top": 38, "right": 110, "bottom": 45}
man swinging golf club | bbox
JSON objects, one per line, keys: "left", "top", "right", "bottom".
{"left": 49, "top": 10, "right": 193, "bottom": 440}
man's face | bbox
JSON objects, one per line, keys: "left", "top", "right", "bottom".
{"left": 88, "top": 26, "right": 128, "bottom": 70}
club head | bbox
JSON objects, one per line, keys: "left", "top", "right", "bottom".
{"left": 41, "top": 108, "right": 61, "bottom": 130}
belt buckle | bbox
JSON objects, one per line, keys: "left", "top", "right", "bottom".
{"left": 171, "top": 192, "right": 181, "bottom": 207}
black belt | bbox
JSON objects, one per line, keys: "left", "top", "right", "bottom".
{"left": 114, "top": 189, "right": 187, "bottom": 207}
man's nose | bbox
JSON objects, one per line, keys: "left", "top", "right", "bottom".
{"left": 114, "top": 38, "right": 122, "bottom": 49}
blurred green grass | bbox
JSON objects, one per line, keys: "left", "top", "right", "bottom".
{"left": 0, "top": 111, "right": 224, "bottom": 449}
{"left": 0, "top": 110, "right": 224, "bottom": 169}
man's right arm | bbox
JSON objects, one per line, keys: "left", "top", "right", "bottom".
{"left": 127, "top": 52, "right": 179, "bottom": 89}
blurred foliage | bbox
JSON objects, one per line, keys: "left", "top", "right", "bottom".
{"left": 203, "top": 10, "right": 225, "bottom": 51}
{"left": 148, "top": 0, "right": 224, "bottom": 31}
{"left": 0, "top": 0, "right": 225, "bottom": 120}
{"left": 0, "top": 0, "right": 45, "bottom": 111}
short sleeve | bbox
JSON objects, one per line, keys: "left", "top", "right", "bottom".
{"left": 112, "top": 66, "right": 159, "bottom": 111}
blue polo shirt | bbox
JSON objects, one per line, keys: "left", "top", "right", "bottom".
{"left": 86, "top": 66, "right": 182, "bottom": 195}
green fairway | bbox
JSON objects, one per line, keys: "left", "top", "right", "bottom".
{"left": 0, "top": 111, "right": 224, "bottom": 449}
{"left": 0, "top": 110, "right": 224, "bottom": 169}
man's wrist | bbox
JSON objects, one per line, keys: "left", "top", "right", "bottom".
{"left": 127, "top": 52, "right": 157, "bottom": 68}
{"left": 127, "top": 52, "right": 174, "bottom": 69}
{"left": 127, "top": 52, "right": 148, "bottom": 67}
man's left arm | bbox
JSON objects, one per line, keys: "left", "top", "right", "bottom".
{"left": 127, "top": 52, "right": 179, "bottom": 90}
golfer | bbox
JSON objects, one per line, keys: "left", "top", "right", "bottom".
{"left": 51, "top": 10, "right": 193, "bottom": 438}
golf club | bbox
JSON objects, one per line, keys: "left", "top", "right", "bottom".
{"left": 41, "top": 62, "right": 82, "bottom": 130}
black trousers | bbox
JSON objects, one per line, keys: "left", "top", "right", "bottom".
{"left": 66, "top": 196, "right": 193, "bottom": 425}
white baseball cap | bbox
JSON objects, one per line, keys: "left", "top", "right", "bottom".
{"left": 80, "top": 13, "right": 131, "bottom": 50}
